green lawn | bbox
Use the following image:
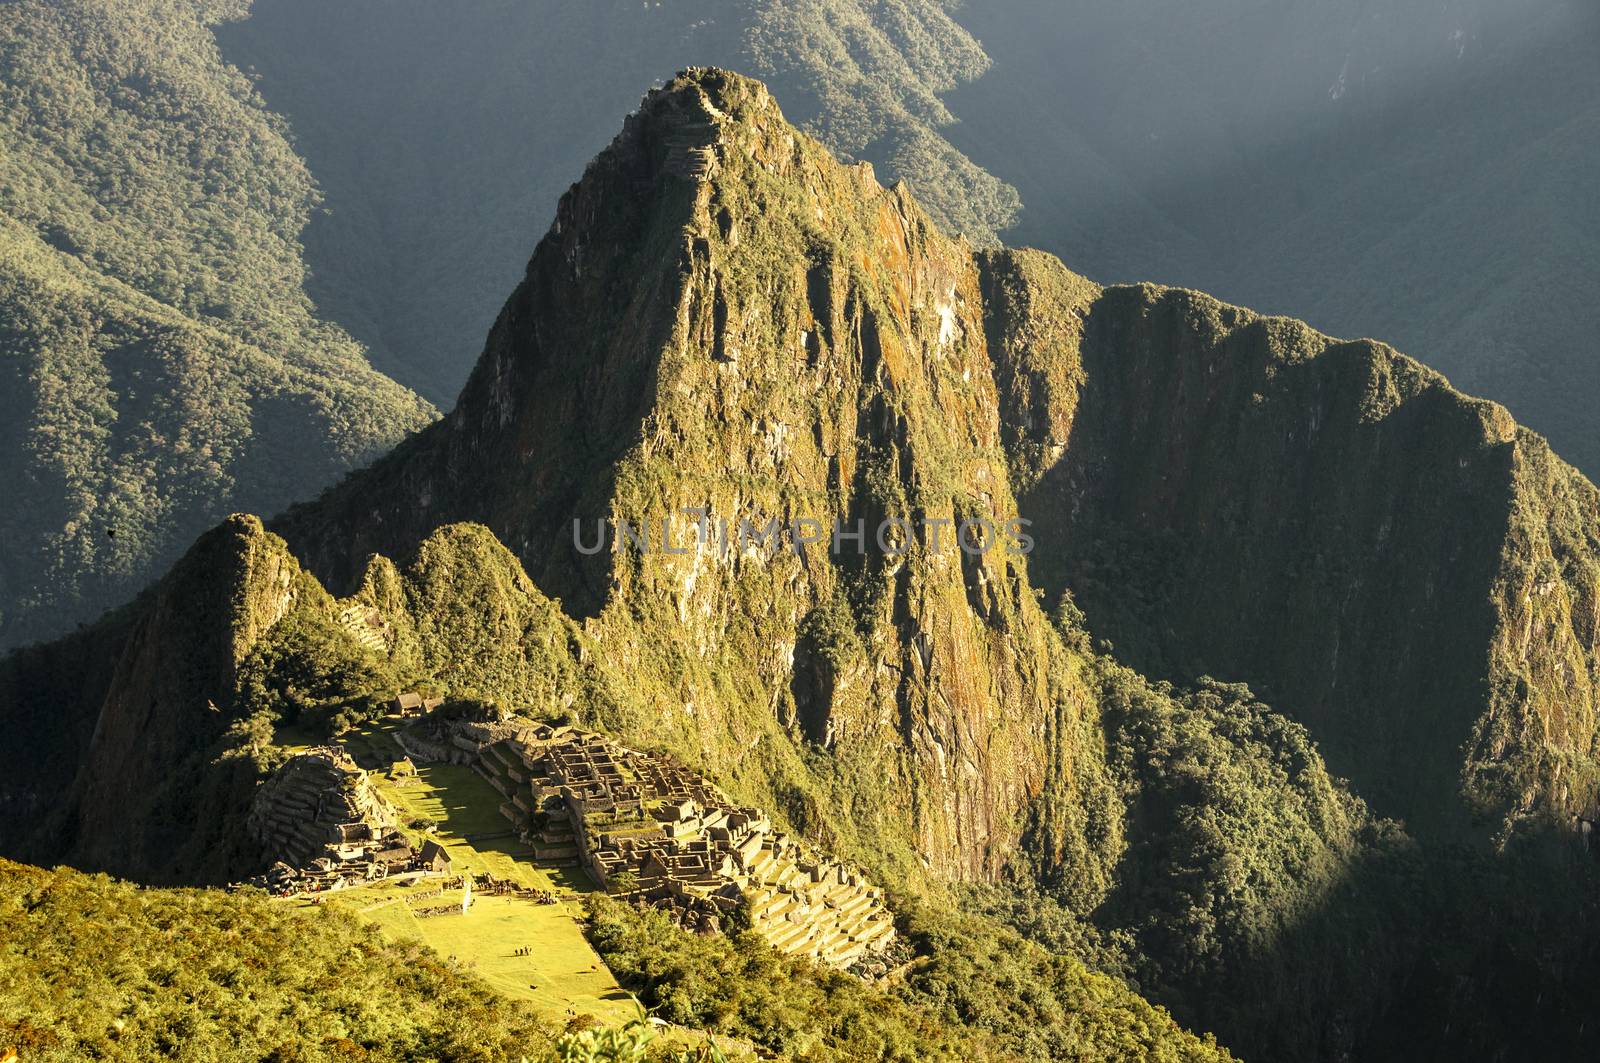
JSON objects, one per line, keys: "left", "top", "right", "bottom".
{"left": 363, "top": 893, "right": 638, "bottom": 1024}
{"left": 302, "top": 721, "right": 625, "bottom": 1024}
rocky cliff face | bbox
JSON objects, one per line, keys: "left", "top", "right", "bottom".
{"left": 3, "top": 515, "right": 306, "bottom": 880}
{"left": 278, "top": 70, "right": 1102, "bottom": 884}
{"left": 9, "top": 67, "right": 1600, "bottom": 1059}
{"left": 981, "top": 262, "right": 1600, "bottom": 840}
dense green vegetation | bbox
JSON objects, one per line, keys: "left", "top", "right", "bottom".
{"left": 945, "top": 0, "right": 1600, "bottom": 475}
{"left": 0, "top": 858, "right": 552, "bottom": 1061}
{"left": 217, "top": 0, "right": 1018, "bottom": 402}
{"left": 0, "top": 0, "right": 433, "bottom": 649}
{"left": 586, "top": 894, "right": 1232, "bottom": 1062}
{"left": 985, "top": 269, "right": 1600, "bottom": 843}
{"left": 961, "top": 624, "right": 1600, "bottom": 1060}
{"left": 234, "top": 523, "right": 635, "bottom": 742}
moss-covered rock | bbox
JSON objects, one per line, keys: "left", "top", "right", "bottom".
{"left": 981, "top": 267, "right": 1600, "bottom": 841}
{"left": 275, "top": 69, "right": 1116, "bottom": 889}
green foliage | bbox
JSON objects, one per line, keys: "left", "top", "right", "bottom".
{"left": 1095, "top": 668, "right": 1374, "bottom": 994}
{"left": 396, "top": 525, "right": 598, "bottom": 713}
{"left": 556, "top": 1023, "right": 654, "bottom": 1063}
{"left": 0, "top": 858, "right": 551, "bottom": 1061}
{"left": 232, "top": 523, "right": 634, "bottom": 741}
{"left": 555, "top": 1022, "right": 727, "bottom": 1063}
{"left": 897, "top": 902, "right": 1231, "bottom": 1062}
{"left": 234, "top": 575, "right": 397, "bottom": 736}
{"left": 0, "top": 0, "right": 433, "bottom": 648}
{"left": 586, "top": 894, "right": 996, "bottom": 1061}
{"left": 606, "top": 871, "right": 641, "bottom": 896}
{"left": 585, "top": 894, "right": 1231, "bottom": 1062}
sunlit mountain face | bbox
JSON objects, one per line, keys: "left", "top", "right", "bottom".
{"left": 215, "top": 0, "right": 1600, "bottom": 476}
{"left": 4, "top": 5, "right": 1600, "bottom": 1061}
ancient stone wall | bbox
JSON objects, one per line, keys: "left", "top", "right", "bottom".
{"left": 462, "top": 719, "right": 895, "bottom": 968}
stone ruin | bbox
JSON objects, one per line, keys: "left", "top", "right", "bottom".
{"left": 419, "top": 716, "right": 896, "bottom": 969}
{"left": 336, "top": 603, "right": 391, "bottom": 653}
{"left": 245, "top": 747, "right": 415, "bottom": 894}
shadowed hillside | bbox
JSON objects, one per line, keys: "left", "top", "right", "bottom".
{"left": 6, "top": 67, "right": 1600, "bottom": 1063}
{"left": 945, "top": 0, "right": 1600, "bottom": 476}
{"left": 979, "top": 250, "right": 1600, "bottom": 841}
{"left": 0, "top": 0, "right": 433, "bottom": 649}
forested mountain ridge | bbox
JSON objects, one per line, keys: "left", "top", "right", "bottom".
{"left": 218, "top": 0, "right": 1020, "bottom": 403}
{"left": 0, "top": 0, "right": 434, "bottom": 649}
{"left": 980, "top": 251, "right": 1600, "bottom": 841}
{"left": 6, "top": 69, "right": 1600, "bottom": 1059}
{"left": 945, "top": 0, "right": 1600, "bottom": 475}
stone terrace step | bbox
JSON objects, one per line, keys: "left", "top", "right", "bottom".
{"left": 763, "top": 920, "right": 814, "bottom": 953}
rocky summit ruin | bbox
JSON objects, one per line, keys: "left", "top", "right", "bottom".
{"left": 245, "top": 708, "right": 896, "bottom": 969}
{"left": 246, "top": 746, "right": 413, "bottom": 889}
{"left": 412, "top": 713, "right": 897, "bottom": 969}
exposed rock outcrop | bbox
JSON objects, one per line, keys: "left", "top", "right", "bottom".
{"left": 276, "top": 69, "right": 1105, "bottom": 885}
{"left": 980, "top": 260, "right": 1600, "bottom": 839}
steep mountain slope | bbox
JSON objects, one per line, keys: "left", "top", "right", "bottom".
{"left": 944, "top": 0, "right": 1600, "bottom": 475}
{"left": 218, "top": 0, "right": 1018, "bottom": 402}
{"left": 0, "top": 0, "right": 433, "bottom": 650}
{"left": 272, "top": 68, "right": 1097, "bottom": 886}
{"left": 979, "top": 251, "right": 1600, "bottom": 841}
{"left": 260, "top": 69, "right": 1598, "bottom": 1053}
{"left": 7, "top": 68, "right": 1600, "bottom": 1060}
{"left": 0, "top": 515, "right": 313, "bottom": 882}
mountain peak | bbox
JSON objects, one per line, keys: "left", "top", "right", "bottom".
{"left": 596, "top": 67, "right": 789, "bottom": 191}
{"left": 273, "top": 67, "right": 1064, "bottom": 881}
{"left": 646, "top": 67, "right": 776, "bottom": 124}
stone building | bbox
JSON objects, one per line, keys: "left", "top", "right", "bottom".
{"left": 448, "top": 719, "right": 896, "bottom": 968}
{"left": 418, "top": 838, "right": 454, "bottom": 873}
{"left": 246, "top": 747, "right": 414, "bottom": 889}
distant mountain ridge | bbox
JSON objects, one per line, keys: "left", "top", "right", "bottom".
{"left": 5, "top": 57, "right": 1600, "bottom": 1063}
{"left": 945, "top": 0, "right": 1600, "bottom": 474}
{"left": 0, "top": 0, "right": 434, "bottom": 649}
